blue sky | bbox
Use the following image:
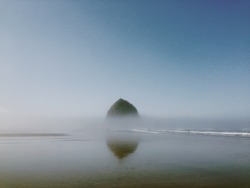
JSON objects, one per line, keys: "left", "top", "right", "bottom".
{"left": 1, "top": 0, "right": 249, "bottom": 118}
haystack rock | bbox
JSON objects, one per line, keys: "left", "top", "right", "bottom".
{"left": 107, "top": 98, "right": 139, "bottom": 117}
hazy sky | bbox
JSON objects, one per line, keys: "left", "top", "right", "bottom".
{"left": 1, "top": 0, "right": 250, "bottom": 118}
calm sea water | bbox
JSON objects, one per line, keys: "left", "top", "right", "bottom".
{"left": 0, "top": 119, "right": 250, "bottom": 188}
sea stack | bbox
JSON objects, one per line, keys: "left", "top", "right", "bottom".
{"left": 107, "top": 98, "right": 139, "bottom": 117}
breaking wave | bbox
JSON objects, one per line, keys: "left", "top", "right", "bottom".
{"left": 130, "top": 129, "right": 250, "bottom": 137}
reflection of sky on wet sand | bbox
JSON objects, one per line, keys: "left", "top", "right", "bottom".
{"left": 0, "top": 127, "right": 250, "bottom": 188}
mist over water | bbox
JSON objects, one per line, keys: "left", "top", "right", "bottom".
{"left": 0, "top": 115, "right": 250, "bottom": 136}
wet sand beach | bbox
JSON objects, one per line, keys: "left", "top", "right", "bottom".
{"left": 0, "top": 128, "right": 249, "bottom": 188}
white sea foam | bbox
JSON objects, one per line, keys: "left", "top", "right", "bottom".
{"left": 130, "top": 129, "right": 159, "bottom": 134}
{"left": 130, "top": 129, "right": 250, "bottom": 137}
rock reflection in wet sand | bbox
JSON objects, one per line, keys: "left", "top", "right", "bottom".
{"left": 107, "top": 140, "right": 138, "bottom": 159}
{"left": 106, "top": 132, "right": 139, "bottom": 159}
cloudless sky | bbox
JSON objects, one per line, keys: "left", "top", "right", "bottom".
{"left": 1, "top": 0, "right": 250, "bottom": 118}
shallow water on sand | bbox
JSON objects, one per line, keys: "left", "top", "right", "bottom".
{"left": 0, "top": 128, "right": 250, "bottom": 188}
